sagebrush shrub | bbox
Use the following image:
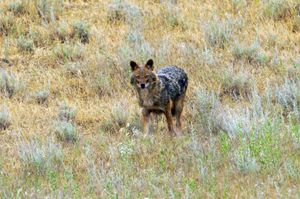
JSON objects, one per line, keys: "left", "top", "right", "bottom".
{"left": 264, "top": 0, "right": 294, "bottom": 20}
{"left": 35, "top": 0, "right": 64, "bottom": 23}
{"left": 55, "top": 121, "right": 77, "bottom": 142}
{"left": 33, "top": 90, "right": 50, "bottom": 104}
{"left": 0, "top": 69, "right": 23, "bottom": 98}
{"left": 58, "top": 103, "right": 76, "bottom": 122}
{"left": 101, "top": 102, "right": 129, "bottom": 132}
{"left": 52, "top": 20, "right": 70, "bottom": 42}
{"left": 17, "top": 35, "right": 34, "bottom": 52}
{"left": 64, "top": 62, "right": 86, "bottom": 77}
{"left": 231, "top": 0, "right": 247, "bottom": 11}
{"left": 53, "top": 43, "right": 85, "bottom": 62}
{"left": 284, "top": 159, "right": 300, "bottom": 180}
{"left": 275, "top": 79, "right": 300, "bottom": 112}
{"left": 233, "top": 146, "right": 259, "bottom": 173}
{"left": 194, "top": 89, "right": 221, "bottom": 134}
{"left": 220, "top": 69, "right": 253, "bottom": 100}
{"left": 203, "top": 16, "right": 234, "bottom": 48}
{"left": 162, "top": 2, "right": 181, "bottom": 28}
{"left": 0, "top": 14, "right": 15, "bottom": 36}
{"left": 18, "top": 138, "right": 64, "bottom": 174}
{"left": 0, "top": 105, "right": 11, "bottom": 130}
{"left": 107, "top": 0, "right": 142, "bottom": 27}
{"left": 94, "top": 73, "right": 112, "bottom": 97}
{"left": 72, "top": 20, "right": 90, "bottom": 44}
{"left": 8, "top": 1, "right": 27, "bottom": 15}
{"left": 232, "top": 41, "right": 269, "bottom": 65}
{"left": 118, "top": 29, "right": 153, "bottom": 68}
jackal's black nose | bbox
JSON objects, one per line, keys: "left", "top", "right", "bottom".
{"left": 141, "top": 83, "right": 145, "bottom": 89}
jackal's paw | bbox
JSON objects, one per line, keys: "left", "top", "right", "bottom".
{"left": 143, "top": 132, "right": 152, "bottom": 138}
{"left": 175, "top": 129, "right": 183, "bottom": 137}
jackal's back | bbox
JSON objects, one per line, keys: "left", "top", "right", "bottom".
{"left": 157, "top": 66, "right": 188, "bottom": 101}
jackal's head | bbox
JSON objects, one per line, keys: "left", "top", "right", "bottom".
{"left": 130, "top": 59, "right": 157, "bottom": 89}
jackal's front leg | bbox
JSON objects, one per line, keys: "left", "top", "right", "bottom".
{"left": 141, "top": 108, "right": 150, "bottom": 135}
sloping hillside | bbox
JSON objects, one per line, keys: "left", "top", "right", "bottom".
{"left": 0, "top": 0, "right": 300, "bottom": 198}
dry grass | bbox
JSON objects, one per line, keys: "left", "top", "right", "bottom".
{"left": 0, "top": 0, "right": 300, "bottom": 198}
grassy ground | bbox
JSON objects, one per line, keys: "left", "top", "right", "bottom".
{"left": 0, "top": 0, "right": 300, "bottom": 198}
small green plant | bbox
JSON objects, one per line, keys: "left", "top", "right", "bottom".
{"left": 55, "top": 121, "right": 78, "bottom": 142}
{"left": 64, "top": 168, "right": 81, "bottom": 197}
{"left": 248, "top": 123, "right": 282, "bottom": 169}
{"left": 17, "top": 35, "right": 34, "bottom": 53}
{"left": 290, "top": 124, "right": 300, "bottom": 148}
{"left": 220, "top": 132, "right": 231, "bottom": 155}
{"left": 0, "top": 14, "right": 15, "bottom": 36}
{"left": 8, "top": 2, "right": 26, "bottom": 15}
{"left": 72, "top": 20, "right": 90, "bottom": 44}
{"left": 264, "top": 0, "right": 293, "bottom": 20}
{"left": 33, "top": 90, "right": 50, "bottom": 104}
{"left": 0, "top": 105, "right": 11, "bottom": 130}
{"left": 18, "top": 138, "right": 64, "bottom": 174}
{"left": 233, "top": 146, "right": 259, "bottom": 173}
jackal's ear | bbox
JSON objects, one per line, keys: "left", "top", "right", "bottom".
{"left": 130, "top": 75, "right": 135, "bottom": 84}
{"left": 130, "top": 61, "right": 139, "bottom": 71}
{"left": 145, "top": 59, "right": 154, "bottom": 70}
{"left": 150, "top": 73, "right": 157, "bottom": 81}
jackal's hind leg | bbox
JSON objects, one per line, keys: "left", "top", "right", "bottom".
{"left": 165, "top": 102, "right": 175, "bottom": 136}
{"left": 174, "top": 95, "right": 185, "bottom": 135}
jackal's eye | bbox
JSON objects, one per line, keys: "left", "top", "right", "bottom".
{"left": 145, "top": 75, "right": 150, "bottom": 81}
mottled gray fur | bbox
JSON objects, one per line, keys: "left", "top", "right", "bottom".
{"left": 156, "top": 66, "right": 188, "bottom": 109}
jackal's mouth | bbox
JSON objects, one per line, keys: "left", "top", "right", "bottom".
{"left": 139, "top": 97, "right": 154, "bottom": 107}
{"left": 139, "top": 99, "right": 153, "bottom": 106}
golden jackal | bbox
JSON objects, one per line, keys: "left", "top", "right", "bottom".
{"left": 130, "top": 59, "right": 188, "bottom": 136}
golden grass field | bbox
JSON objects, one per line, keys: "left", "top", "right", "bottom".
{"left": 0, "top": 0, "right": 300, "bottom": 198}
